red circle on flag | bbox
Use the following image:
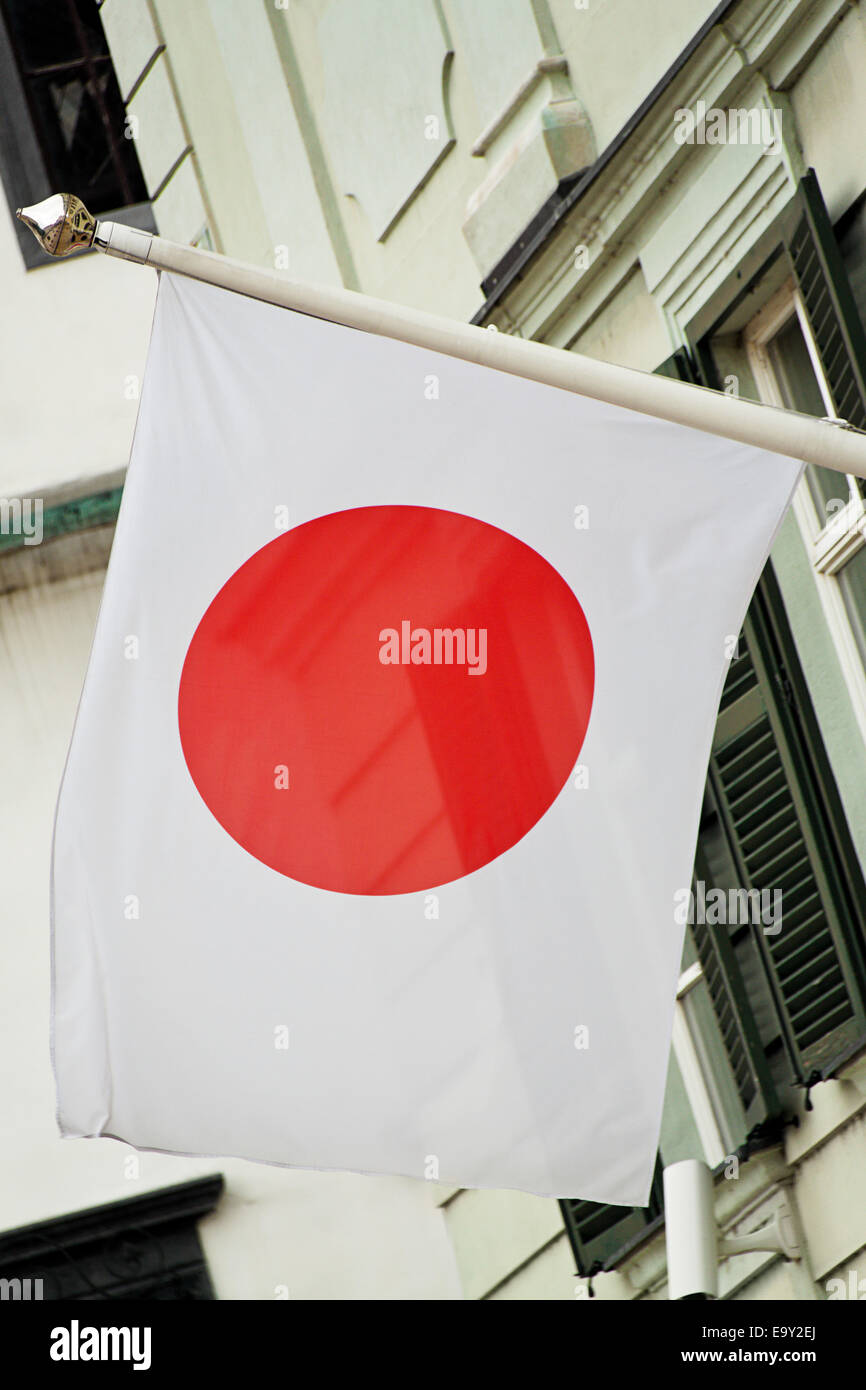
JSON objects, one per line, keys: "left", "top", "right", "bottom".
{"left": 178, "top": 505, "right": 594, "bottom": 895}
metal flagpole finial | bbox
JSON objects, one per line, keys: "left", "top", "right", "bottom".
{"left": 15, "top": 192, "right": 96, "bottom": 257}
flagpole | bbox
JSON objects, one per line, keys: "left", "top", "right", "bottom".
{"left": 17, "top": 192, "right": 866, "bottom": 481}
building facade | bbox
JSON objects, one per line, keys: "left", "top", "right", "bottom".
{"left": 3, "top": 0, "right": 866, "bottom": 1299}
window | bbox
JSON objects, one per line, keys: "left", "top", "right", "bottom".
{"left": 693, "top": 589, "right": 866, "bottom": 1103}
{"left": 676, "top": 200, "right": 866, "bottom": 1135}
{"left": 686, "top": 190, "right": 866, "bottom": 1148}
{"left": 747, "top": 172, "right": 866, "bottom": 708}
{"left": 0, "top": 1175, "right": 223, "bottom": 1300}
{"left": 748, "top": 292, "right": 866, "bottom": 708}
{"left": 0, "top": 0, "right": 151, "bottom": 268}
{"left": 765, "top": 314, "right": 848, "bottom": 516}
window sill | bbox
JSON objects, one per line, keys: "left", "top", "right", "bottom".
{"left": 811, "top": 494, "right": 866, "bottom": 573}
{"left": 782, "top": 1034, "right": 866, "bottom": 1165}
{"left": 823, "top": 1032, "right": 866, "bottom": 1089}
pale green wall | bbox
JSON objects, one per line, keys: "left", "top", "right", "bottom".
{"left": 551, "top": 0, "right": 722, "bottom": 150}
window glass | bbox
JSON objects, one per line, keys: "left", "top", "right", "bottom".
{"left": 0, "top": 0, "right": 146, "bottom": 214}
{"left": 766, "top": 315, "right": 847, "bottom": 518}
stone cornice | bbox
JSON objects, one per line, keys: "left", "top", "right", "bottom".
{"left": 485, "top": 0, "right": 852, "bottom": 344}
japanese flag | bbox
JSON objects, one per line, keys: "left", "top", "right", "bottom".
{"left": 51, "top": 272, "right": 800, "bottom": 1205}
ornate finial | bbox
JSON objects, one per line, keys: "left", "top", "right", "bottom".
{"left": 15, "top": 193, "right": 96, "bottom": 257}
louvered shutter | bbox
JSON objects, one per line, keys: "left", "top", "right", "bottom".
{"left": 787, "top": 169, "right": 866, "bottom": 433}
{"left": 708, "top": 579, "right": 866, "bottom": 1077}
{"left": 560, "top": 1160, "right": 664, "bottom": 1277}
{"left": 691, "top": 837, "right": 777, "bottom": 1129}
{"left": 672, "top": 296, "right": 866, "bottom": 1094}
{"left": 691, "top": 915, "right": 753, "bottom": 1107}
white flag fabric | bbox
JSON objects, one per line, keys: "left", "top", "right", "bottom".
{"left": 52, "top": 272, "right": 801, "bottom": 1205}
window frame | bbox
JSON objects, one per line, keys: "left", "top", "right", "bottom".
{"left": 0, "top": 0, "right": 154, "bottom": 270}
{"left": 0, "top": 1174, "right": 224, "bottom": 1300}
{"left": 671, "top": 960, "right": 729, "bottom": 1167}
{"left": 744, "top": 279, "right": 866, "bottom": 750}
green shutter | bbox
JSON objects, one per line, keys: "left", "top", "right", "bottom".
{"left": 689, "top": 634, "right": 779, "bottom": 1132}
{"left": 786, "top": 169, "right": 866, "bottom": 431}
{"left": 560, "top": 1160, "right": 664, "bottom": 1277}
{"left": 706, "top": 578, "right": 866, "bottom": 1078}
{"left": 691, "top": 858, "right": 777, "bottom": 1127}
{"left": 662, "top": 333, "right": 866, "bottom": 1083}
{"left": 657, "top": 329, "right": 866, "bottom": 1101}
{"left": 691, "top": 915, "right": 755, "bottom": 1108}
